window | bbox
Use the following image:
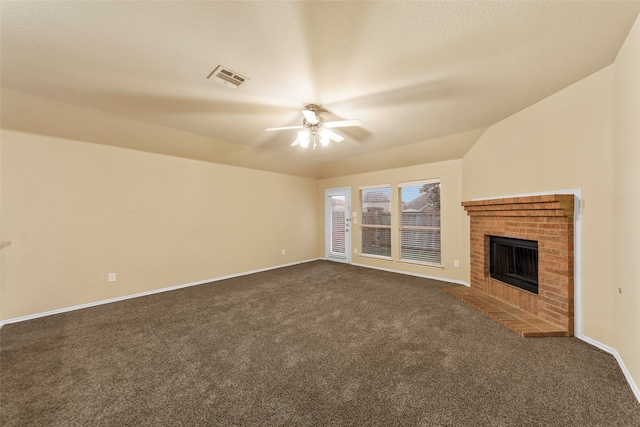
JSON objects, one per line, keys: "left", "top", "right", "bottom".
{"left": 360, "top": 186, "right": 391, "bottom": 258}
{"left": 399, "top": 179, "right": 441, "bottom": 265}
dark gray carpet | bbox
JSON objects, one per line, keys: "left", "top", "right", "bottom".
{"left": 1, "top": 261, "right": 639, "bottom": 426}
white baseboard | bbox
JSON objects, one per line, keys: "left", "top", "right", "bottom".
{"left": 0, "top": 258, "right": 322, "bottom": 327}
{"left": 350, "top": 261, "right": 470, "bottom": 287}
{"left": 577, "top": 334, "right": 640, "bottom": 403}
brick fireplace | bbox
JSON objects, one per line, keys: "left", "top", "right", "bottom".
{"left": 446, "top": 195, "right": 575, "bottom": 337}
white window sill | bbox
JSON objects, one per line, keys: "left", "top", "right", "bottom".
{"left": 358, "top": 253, "right": 392, "bottom": 261}
{"left": 398, "top": 259, "right": 443, "bottom": 269}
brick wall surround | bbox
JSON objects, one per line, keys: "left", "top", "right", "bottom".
{"left": 462, "top": 195, "right": 575, "bottom": 334}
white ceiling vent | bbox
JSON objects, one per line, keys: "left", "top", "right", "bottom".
{"left": 207, "top": 66, "right": 248, "bottom": 89}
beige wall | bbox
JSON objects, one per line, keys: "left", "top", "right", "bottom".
{"left": 320, "top": 159, "right": 469, "bottom": 284}
{"left": 613, "top": 14, "right": 640, "bottom": 392}
{"left": 1, "top": 127, "right": 321, "bottom": 320}
{"left": 0, "top": 144, "right": 3, "bottom": 320}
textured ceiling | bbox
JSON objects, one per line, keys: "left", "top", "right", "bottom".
{"left": 2, "top": 1, "right": 639, "bottom": 175}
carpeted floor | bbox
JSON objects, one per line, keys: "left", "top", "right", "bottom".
{"left": 1, "top": 261, "right": 639, "bottom": 426}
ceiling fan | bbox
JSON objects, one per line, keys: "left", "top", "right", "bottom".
{"left": 265, "top": 104, "right": 361, "bottom": 149}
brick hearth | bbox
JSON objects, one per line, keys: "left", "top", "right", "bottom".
{"left": 450, "top": 195, "right": 575, "bottom": 337}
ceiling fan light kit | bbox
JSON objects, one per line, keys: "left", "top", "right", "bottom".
{"left": 266, "top": 104, "right": 361, "bottom": 150}
{"left": 294, "top": 128, "right": 331, "bottom": 150}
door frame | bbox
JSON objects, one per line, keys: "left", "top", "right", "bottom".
{"left": 325, "top": 187, "right": 352, "bottom": 264}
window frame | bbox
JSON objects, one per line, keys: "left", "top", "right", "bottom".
{"left": 359, "top": 185, "right": 392, "bottom": 260}
{"left": 398, "top": 179, "right": 442, "bottom": 267}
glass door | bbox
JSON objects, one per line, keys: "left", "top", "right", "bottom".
{"left": 325, "top": 188, "right": 351, "bottom": 263}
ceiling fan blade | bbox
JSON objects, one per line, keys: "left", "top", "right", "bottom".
{"left": 301, "top": 109, "right": 318, "bottom": 124}
{"left": 323, "top": 129, "right": 344, "bottom": 143}
{"left": 323, "top": 119, "right": 362, "bottom": 128}
{"left": 265, "top": 125, "right": 304, "bottom": 131}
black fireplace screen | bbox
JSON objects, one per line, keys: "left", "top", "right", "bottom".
{"left": 489, "top": 236, "right": 539, "bottom": 294}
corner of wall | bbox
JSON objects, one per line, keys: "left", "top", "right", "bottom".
{"left": 613, "top": 11, "right": 640, "bottom": 403}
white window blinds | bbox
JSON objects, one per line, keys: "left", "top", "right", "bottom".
{"left": 360, "top": 186, "right": 391, "bottom": 258}
{"left": 398, "top": 179, "right": 441, "bottom": 265}
{"left": 330, "top": 195, "right": 346, "bottom": 254}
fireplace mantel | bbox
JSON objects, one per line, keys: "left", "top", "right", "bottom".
{"left": 453, "top": 195, "right": 575, "bottom": 336}
{"left": 461, "top": 195, "right": 574, "bottom": 218}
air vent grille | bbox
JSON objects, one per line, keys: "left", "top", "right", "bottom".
{"left": 207, "top": 66, "right": 248, "bottom": 89}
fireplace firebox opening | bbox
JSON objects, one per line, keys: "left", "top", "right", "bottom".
{"left": 489, "top": 236, "right": 539, "bottom": 294}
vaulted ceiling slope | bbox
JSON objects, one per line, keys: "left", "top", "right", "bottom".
{"left": 2, "top": 2, "right": 639, "bottom": 177}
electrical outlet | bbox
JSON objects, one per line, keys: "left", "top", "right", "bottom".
{"left": 108, "top": 273, "right": 116, "bottom": 282}
{"left": 454, "top": 260, "right": 460, "bottom": 268}
{"left": 281, "top": 249, "right": 286, "bottom": 255}
{"left": 354, "top": 248, "right": 358, "bottom": 254}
